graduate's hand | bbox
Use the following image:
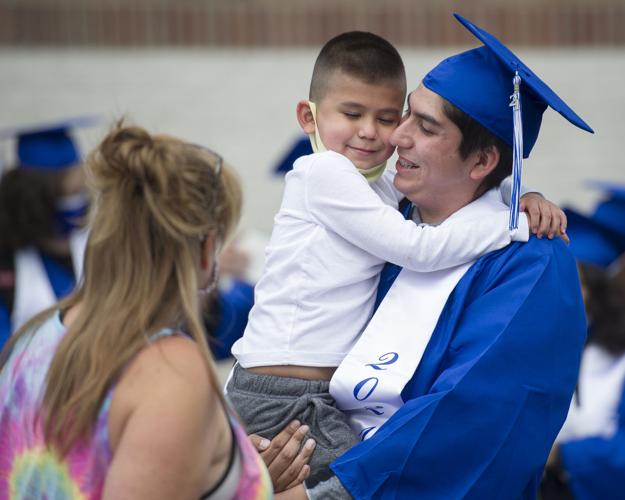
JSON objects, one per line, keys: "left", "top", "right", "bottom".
{"left": 248, "top": 420, "right": 315, "bottom": 492}
{"left": 520, "top": 192, "right": 569, "bottom": 243}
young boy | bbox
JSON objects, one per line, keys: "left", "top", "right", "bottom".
{"left": 228, "top": 31, "right": 562, "bottom": 487}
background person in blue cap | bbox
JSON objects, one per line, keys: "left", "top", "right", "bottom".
{"left": 0, "top": 118, "right": 95, "bottom": 350}
{"left": 259, "top": 14, "right": 592, "bottom": 499}
{"left": 564, "top": 179, "right": 625, "bottom": 269}
{"left": 540, "top": 181, "right": 625, "bottom": 499}
{"left": 541, "top": 259, "right": 625, "bottom": 500}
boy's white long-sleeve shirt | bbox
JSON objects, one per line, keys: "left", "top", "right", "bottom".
{"left": 231, "top": 151, "right": 528, "bottom": 368}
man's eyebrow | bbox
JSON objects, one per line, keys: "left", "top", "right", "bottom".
{"left": 413, "top": 111, "right": 443, "bottom": 128}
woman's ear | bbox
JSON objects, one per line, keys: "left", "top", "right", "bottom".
{"left": 296, "top": 100, "right": 316, "bottom": 135}
{"left": 469, "top": 145, "right": 501, "bottom": 181}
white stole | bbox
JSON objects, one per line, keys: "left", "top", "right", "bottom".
{"left": 12, "top": 228, "right": 87, "bottom": 332}
{"left": 330, "top": 189, "right": 508, "bottom": 440}
{"left": 556, "top": 344, "right": 625, "bottom": 443}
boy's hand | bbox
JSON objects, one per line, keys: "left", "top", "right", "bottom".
{"left": 520, "top": 192, "right": 569, "bottom": 243}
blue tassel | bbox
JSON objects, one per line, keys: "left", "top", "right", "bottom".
{"left": 509, "top": 71, "right": 523, "bottom": 231}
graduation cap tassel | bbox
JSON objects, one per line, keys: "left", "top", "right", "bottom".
{"left": 508, "top": 71, "right": 523, "bottom": 231}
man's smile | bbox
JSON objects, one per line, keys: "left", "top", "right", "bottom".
{"left": 396, "top": 156, "right": 419, "bottom": 170}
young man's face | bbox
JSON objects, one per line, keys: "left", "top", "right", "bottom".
{"left": 390, "top": 84, "right": 480, "bottom": 223}
{"left": 314, "top": 70, "right": 405, "bottom": 170}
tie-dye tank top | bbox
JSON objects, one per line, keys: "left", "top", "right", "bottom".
{"left": 0, "top": 310, "right": 273, "bottom": 499}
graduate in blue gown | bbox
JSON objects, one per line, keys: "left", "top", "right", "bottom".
{"left": 335, "top": 237, "right": 586, "bottom": 499}
{"left": 0, "top": 118, "right": 96, "bottom": 349}
{"left": 563, "top": 181, "right": 625, "bottom": 269}
{"left": 549, "top": 261, "right": 625, "bottom": 500}
{"left": 328, "top": 14, "right": 592, "bottom": 499}
{"left": 542, "top": 191, "right": 625, "bottom": 500}
{"left": 204, "top": 275, "right": 255, "bottom": 360}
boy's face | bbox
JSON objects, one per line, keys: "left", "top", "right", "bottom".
{"left": 314, "top": 70, "right": 405, "bottom": 170}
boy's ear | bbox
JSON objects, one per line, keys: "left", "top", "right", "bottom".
{"left": 469, "top": 145, "right": 500, "bottom": 181}
{"left": 296, "top": 100, "right": 316, "bottom": 135}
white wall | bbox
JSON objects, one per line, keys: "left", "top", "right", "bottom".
{"left": 1, "top": 47, "right": 623, "bottom": 236}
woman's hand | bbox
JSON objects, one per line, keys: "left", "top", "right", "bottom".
{"left": 249, "top": 420, "right": 316, "bottom": 492}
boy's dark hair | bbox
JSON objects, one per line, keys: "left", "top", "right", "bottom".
{"left": 441, "top": 99, "right": 513, "bottom": 195}
{"left": 310, "top": 31, "right": 406, "bottom": 102}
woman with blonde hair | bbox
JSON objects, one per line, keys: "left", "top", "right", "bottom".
{"left": 0, "top": 124, "right": 273, "bottom": 499}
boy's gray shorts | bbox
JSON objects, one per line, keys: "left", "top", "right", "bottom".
{"left": 225, "top": 363, "right": 359, "bottom": 488}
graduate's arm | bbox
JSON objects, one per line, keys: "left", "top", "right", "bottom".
{"left": 332, "top": 240, "right": 586, "bottom": 499}
{"left": 305, "top": 154, "right": 527, "bottom": 272}
{"left": 558, "top": 384, "right": 625, "bottom": 498}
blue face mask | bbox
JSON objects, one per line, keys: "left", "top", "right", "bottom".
{"left": 55, "top": 192, "right": 89, "bottom": 236}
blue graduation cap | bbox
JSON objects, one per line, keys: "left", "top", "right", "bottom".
{"left": 423, "top": 13, "right": 594, "bottom": 230}
{"left": 581, "top": 180, "right": 625, "bottom": 250}
{"left": 585, "top": 179, "right": 625, "bottom": 202}
{"left": 1, "top": 116, "right": 100, "bottom": 171}
{"left": 272, "top": 135, "right": 313, "bottom": 175}
{"left": 564, "top": 208, "right": 622, "bottom": 267}
{"left": 592, "top": 198, "right": 625, "bottom": 242}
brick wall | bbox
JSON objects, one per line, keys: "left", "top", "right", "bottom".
{"left": 1, "top": 0, "right": 624, "bottom": 46}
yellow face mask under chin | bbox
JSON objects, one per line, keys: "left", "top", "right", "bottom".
{"left": 307, "top": 101, "right": 387, "bottom": 183}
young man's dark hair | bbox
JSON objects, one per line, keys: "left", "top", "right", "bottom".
{"left": 442, "top": 99, "right": 513, "bottom": 196}
{"left": 309, "top": 31, "right": 406, "bottom": 102}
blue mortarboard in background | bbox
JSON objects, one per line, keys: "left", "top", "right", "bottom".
{"left": 564, "top": 180, "right": 625, "bottom": 267}
{"left": 423, "top": 13, "right": 593, "bottom": 230}
{"left": 585, "top": 179, "right": 625, "bottom": 202}
{"left": 583, "top": 180, "right": 625, "bottom": 250}
{"left": 564, "top": 208, "right": 623, "bottom": 268}
{"left": 273, "top": 135, "right": 313, "bottom": 175}
{"left": 0, "top": 116, "right": 100, "bottom": 171}
{"left": 592, "top": 197, "right": 625, "bottom": 243}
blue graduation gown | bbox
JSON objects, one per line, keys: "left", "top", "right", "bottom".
{"left": 332, "top": 236, "right": 587, "bottom": 499}
{"left": 560, "top": 381, "right": 625, "bottom": 499}
{"left": 211, "top": 279, "right": 254, "bottom": 360}
{"left": 0, "top": 305, "right": 9, "bottom": 351}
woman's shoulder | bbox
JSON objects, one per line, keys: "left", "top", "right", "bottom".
{"left": 105, "top": 332, "right": 233, "bottom": 497}
{"left": 108, "top": 332, "right": 221, "bottom": 452}
{"left": 124, "top": 333, "right": 213, "bottom": 398}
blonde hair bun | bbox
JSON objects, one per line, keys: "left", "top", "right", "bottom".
{"left": 86, "top": 122, "right": 241, "bottom": 246}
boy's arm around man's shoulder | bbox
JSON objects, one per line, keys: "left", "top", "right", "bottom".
{"left": 331, "top": 237, "right": 587, "bottom": 500}
{"left": 302, "top": 152, "right": 525, "bottom": 273}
